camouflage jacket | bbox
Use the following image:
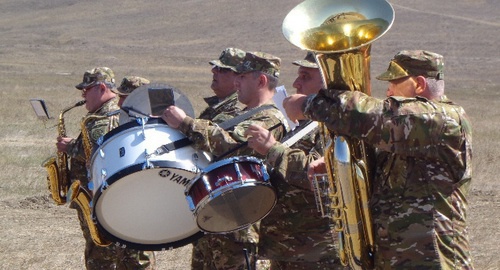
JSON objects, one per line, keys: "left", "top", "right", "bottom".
{"left": 258, "top": 121, "right": 342, "bottom": 266}
{"left": 179, "top": 100, "right": 289, "bottom": 159}
{"left": 304, "top": 90, "right": 473, "bottom": 269}
{"left": 67, "top": 97, "right": 120, "bottom": 187}
{"left": 198, "top": 92, "right": 242, "bottom": 120}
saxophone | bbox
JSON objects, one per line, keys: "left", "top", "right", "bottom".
{"left": 282, "top": 0, "right": 394, "bottom": 268}
{"left": 42, "top": 100, "right": 86, "bottom": 205}
{"left": 67, "top": 111, "right": 119, "bottom": 247}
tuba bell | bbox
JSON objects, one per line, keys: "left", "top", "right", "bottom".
{"left": 282, "top": 0, "right": 394, "bottom": 269}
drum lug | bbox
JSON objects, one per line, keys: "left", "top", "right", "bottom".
{"left": 186, "top": 195, "right": 195, "bottom": 212}
{"left": 99, "top": 148, "right": 105, "bottom": 158}
{"left": 100, "top": 168, "right": 107, "bottom": 180}
{"left": 142, "top": 149, "right": 155, "bottom": 169}
{"left": 202, "top": 176, "right": 212, "bottom": 193}
{"left": 215, "top": 176, "right": 233, "bottom": 187}
{"left": 135, "top": 117, "right": 149, "bottom": 139}
{"left": 97, "top": 135, "right": 104, "bottom": 146}
{"left": 100, "top": 180, "right": 109, "bottom": 191}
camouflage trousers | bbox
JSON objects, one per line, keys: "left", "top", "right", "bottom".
{"left": 72, "top": 203, "right": 156, "bottom": 270}
{"left": 191, "top": 234, "right": 257, "bottom": 270}
{"left": 268, "top": 260, "right": 348, "bottom": 270}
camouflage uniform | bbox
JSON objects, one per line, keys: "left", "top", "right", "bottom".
{"left": 258, "top": 120, "right": 344, "bottom": 269}
{"left": 198, "top": 92, "right": 242, "bottom": 121}
{"left": 181, "top": 51, "right": 289, "bottom": 270}
{"left": 67, "top": 67, "right": 155, "bottom": 270}
{"left": 182, "top": 99, "right": 288, "bottom": 270}
{"left": 192, "top": 48, "right": 245, "bottom": 270}
{"left": 302, "top": 51, "right": 473, "bottom": 269}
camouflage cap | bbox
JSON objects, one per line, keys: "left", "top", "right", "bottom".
{"left": 75, "top": 67, "right": 116, "bottom": 90}
{"left": 376, "top": 50, "right": 444, "bottom": 81}
{"left": 113, "top": 76, "right": 151, "bottom": 96}
{"left": 209, "top": 47, "right": 246, "bottom": 72}
{"left": 236, "top": 51, "right": 281, "bottom": 78}
{"left": 292, "top": 52, "right": 319, "bottom": 69}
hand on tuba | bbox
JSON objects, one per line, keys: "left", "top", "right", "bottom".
{"left": 307, "top": 156, "right": 326, "bottom": 183}
{"left": 283, "top": 94, "right": 307, "bottom": 123}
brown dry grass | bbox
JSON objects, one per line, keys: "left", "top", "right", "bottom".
{"left": 0, "top": 0, "right": 499, "bottom": 269}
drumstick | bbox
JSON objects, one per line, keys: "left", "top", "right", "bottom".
{"left": 215, "top": 123, "right": 282, "bottom": 161}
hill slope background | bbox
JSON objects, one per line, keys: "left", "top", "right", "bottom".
{"left": 0, "top": 0, "right": 499, "bottom": 269}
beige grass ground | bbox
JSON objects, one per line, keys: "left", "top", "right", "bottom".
{"left": 0, "top": 0, "right": 499, "bottom": 269}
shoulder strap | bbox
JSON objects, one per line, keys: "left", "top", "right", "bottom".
{"left": 281, "top": 121, "right": 319, "bottom": 147}
{"left": 218, "top": 104, "right": 275, "bottom": 130}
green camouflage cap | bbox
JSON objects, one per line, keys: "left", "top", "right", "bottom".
{"left": 75, "top": 67, "right": 116, "bottom": 90}
{"left": 113, "top": 76, "right": 150, "bottom": 96}
{"left": 292, "top": 52, "right": 319, "bottom": 69}
{"left": 376, "top": 50, "right": 444, "bottom": 81}
{"left": 209, "top": 47, "right": 246, "bottom": 72}
{"left": 236, "top": 51, "right": 281, "bottom": 78}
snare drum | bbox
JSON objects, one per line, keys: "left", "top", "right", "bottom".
{"left": 89, "top": 118, "right": 211, "bottom": 250}
{"left": 186, "top": 156, "right": 276, "bottom": 233}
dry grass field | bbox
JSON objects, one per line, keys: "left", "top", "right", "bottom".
{"left": 0, "top": 0, "right": 499, "bottom": 269}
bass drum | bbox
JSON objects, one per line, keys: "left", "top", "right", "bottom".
{"left": 89, "top": 118, "right": 211, "bottom": 251}
{"left": 186, "top": 156, "right": 277, "bottom": 233}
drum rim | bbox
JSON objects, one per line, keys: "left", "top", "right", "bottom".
{"left": 99, "top": 117, "right": 172, "bottom": 145}
{"left": 94, "top": 221, "right": 204, "bottom": 251}
{"left": 191, "top": 180, "right": 274, "bottom": 216}
{"left": 91, "top": 161, "right": 202, "bottom": 250}
{"left": 195, "top": 184, "right": 277, "bottom": 233}
{"left": 185, "top": 155, "right": 265, "bottom": 191}
{"left": 90, "top": 119, "right": 186, "bottom": 167}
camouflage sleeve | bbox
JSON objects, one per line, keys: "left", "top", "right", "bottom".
{"left": 66, "top": 137, "right": 83, "bottom": 159}
{"left": 304, "top": 89, "right": 466, "bottom": 160}
{"left": 179, "top": 109, "right": 287, "bottom": 159}
{"left": 266, "top": 138, "right": 322, "bottom": 190}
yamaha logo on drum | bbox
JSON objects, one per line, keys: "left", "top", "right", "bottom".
{"left": 158, "top": 169, "right": 191, "bottom": 186}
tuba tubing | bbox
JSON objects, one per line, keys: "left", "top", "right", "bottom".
{"left": 282, "top": 0, "right": 394, "bottom": 269}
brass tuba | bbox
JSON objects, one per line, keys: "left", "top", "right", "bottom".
{"left": 42, "top": 100, "right": 86, "bottom": 205}
{"left": 282, "top": 0, "right": 394, "bottom": 269}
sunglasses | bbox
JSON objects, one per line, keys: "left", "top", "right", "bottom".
{"left": 212, "top": 65, "right": 232, "bottom": 73}
{"left": 82, "top": 83, "right": 101, "bottom": 93}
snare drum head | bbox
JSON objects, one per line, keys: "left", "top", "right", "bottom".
{"left": 196, "top": 184, "right": 276, "bottom": 233}
{"left": 119, "top": 82, "right": 194, "bottom": 125}
{"left": 188, "top": 156, "right": 277, "bottom": 233}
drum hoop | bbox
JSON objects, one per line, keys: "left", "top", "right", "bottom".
{"left": 94, "top": 220, "right": 203, "bottom": 251}
{"left": 195, "top": 183, "right": 278, "bottom": 233}
{"left": 185, "top": 156, "right": 266, "bottom": 192}
{"left": 100, "top": 118, "right": 169, "bottom": 145}
{"left": 203, "top": 155, "right": 263, "bottom": 175}
{"left": 91, "top": 161, "right": 202, "bottom": 250}
{"left": 191, "top": 180, "right": 273, "bottom": 216}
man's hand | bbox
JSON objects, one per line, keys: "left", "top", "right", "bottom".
{"left": 307, "top": 156, "right": 326, "bottom": 182}
{"left": 244, "top": 124, "right": 276, "bottom": 155}
{"left": 283, "top": 94, "right": 307, "bottom": 122}
{"left": 161, "top": 105, "right": 186, "bottom": 129}
{"left": 56, "top": 136, "right": 73, "bottom": 153}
